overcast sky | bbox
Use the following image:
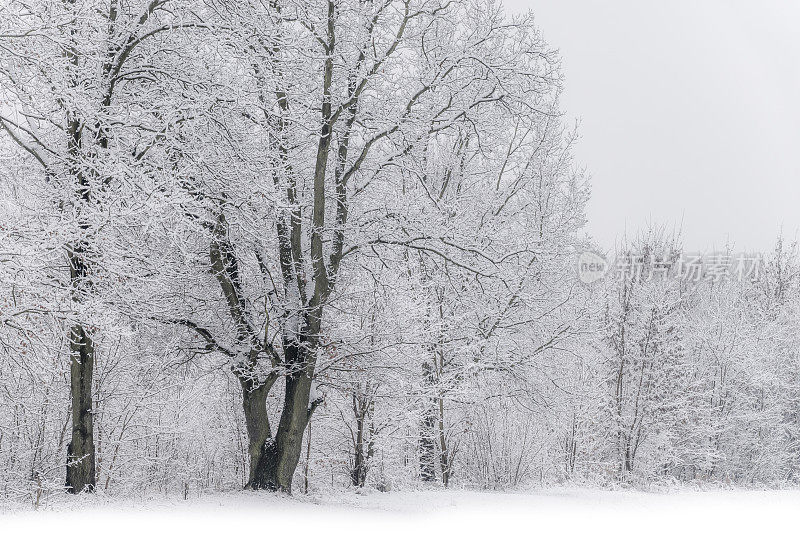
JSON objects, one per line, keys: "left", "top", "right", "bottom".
{"left": 505, "top": 0, "right": 800, "bottom": 253}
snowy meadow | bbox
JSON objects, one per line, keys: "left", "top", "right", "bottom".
{"left": 2, "top": 0, "right": 800, "bottom": 527}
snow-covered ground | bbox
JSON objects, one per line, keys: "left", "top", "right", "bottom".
{"left": 3, "top": 488, "right": 799, "bottom": 533}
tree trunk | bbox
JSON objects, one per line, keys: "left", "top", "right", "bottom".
{"left": 264, "top": 371, "right": 313, "bottom": 492}
{"left": 350, "top": 390, "right": 374, "bottom": 487}
{"left": 63, "top": 24, "right": 97, "bottom": 491}
{"left": 419, "top": 361, "right": 437, "bottom": 482}
{"left": 66, "top": 323, "right": 96, "bottom": 493}
{"left": 241, "top": 379, "right": 272, "bottom": 489}
{"left": 249, "top": 336, "right": 317, "bottom": 493}
{"left": 438, "top": 396, "right": 452, "bottom": 487}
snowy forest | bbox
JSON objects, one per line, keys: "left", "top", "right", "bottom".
{"left": 1, "top": 0, "right": 800, "bottom": 507}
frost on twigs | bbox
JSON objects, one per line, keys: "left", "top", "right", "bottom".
{"left": 0, "top": 0, "right": 797, "bottom": 500}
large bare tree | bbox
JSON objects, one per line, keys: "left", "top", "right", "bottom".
{"left": 0, "top": 0, "right": 203, "bottom": 493}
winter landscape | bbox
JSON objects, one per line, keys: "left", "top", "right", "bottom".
{"left": 2, "top": 0, "right": 800, "bottom": 530}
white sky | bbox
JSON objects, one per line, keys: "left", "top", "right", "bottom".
{"left": 505, "top": 0, "right": 800, "bottom": 253}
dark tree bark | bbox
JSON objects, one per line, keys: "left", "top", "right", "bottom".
{"left": 254, "top": 334, "right": 320, "bottom": 492}
{"left": 64, "top": 197, "right": 97, "bottom": 495}
{"left": 241, "top": 379, "right": 272, "bottom": 489}
{"left": 66, "top": 323, "right": 96, "bottom": 493}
